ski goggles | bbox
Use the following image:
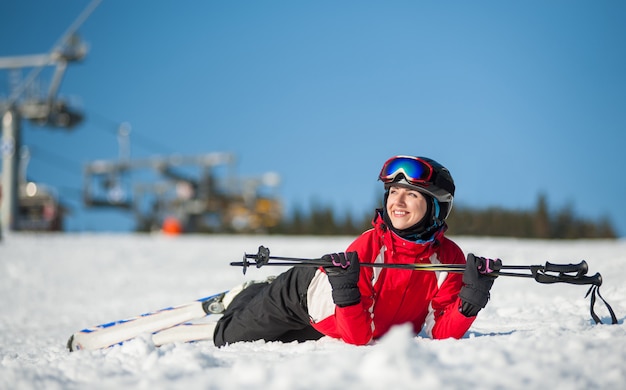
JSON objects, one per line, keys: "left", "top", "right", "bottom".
{"left": 378, "top": 156, "right": 434, "bottom": 186}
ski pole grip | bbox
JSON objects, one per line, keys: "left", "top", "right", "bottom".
{"left": 558, "top": 272, "right": 603, "bottom": 286}
{"left": 561, "top": 272, "right": 602, "bottom": 287}
{"left": 533, "top": 271, "right": 602, "bottom": 286}
{"left": 544, "top": 260, "right": 588, "bottom": 276}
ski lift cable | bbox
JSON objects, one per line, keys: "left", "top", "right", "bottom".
{"left": 87, "top": 110, "right": 175, "bottom": 155}
{"left": 28, "top": 144, "right": 81, "bottom": 175}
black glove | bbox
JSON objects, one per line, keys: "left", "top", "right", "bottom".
{"left": 322, "top": 252, "right": 361, "bottom": 307}
{"left": 459, "top": 253, "right": 501, "bottom": 317}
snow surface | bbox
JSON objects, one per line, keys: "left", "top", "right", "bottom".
{"left": 1, "top": 233, "right": 625, "bottom": 389}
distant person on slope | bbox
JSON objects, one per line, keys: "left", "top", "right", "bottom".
{"left": 212, "top": 155, "right": 500, "bottom": 346}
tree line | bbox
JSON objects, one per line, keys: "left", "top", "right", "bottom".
{"left": 269, "top": 194, "right": 617, "bottom": 239}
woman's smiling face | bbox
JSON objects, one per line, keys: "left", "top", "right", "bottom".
{"left": 385, "top": 185, "right": 428, "bottom": 230}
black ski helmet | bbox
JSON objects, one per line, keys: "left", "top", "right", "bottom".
{"left": 378, "top": 155, "right": 455, "bottom": 222}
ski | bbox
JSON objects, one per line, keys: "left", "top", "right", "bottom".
{"left": 152, "top": 322, "right": 218, "bottom": 346}
{"left": 68, "top": 292, "right": 226, "bottom": 352}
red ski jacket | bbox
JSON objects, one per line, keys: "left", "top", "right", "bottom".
{"left": 307, "top": 212, "right": 475, "bottom": 345}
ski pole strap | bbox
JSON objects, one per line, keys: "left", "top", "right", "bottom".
{"left": 530, "top": 268, "right": 617, "bottom": 325}
{"left": 585, "top": 285, "right": 618, "bottom": 325}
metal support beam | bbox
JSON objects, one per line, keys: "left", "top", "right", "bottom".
{"left": 1, "top": 109, "right": 21, "bottom": 232}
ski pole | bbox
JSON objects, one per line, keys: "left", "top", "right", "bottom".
{"left": 231, "top": 246, "right": 594, "bottom": 283}
{"left": 229, "top": 246, "right": 618, "bottom": 325}
{"left": 231, "top": 258, "right": 603, "bottom": 286}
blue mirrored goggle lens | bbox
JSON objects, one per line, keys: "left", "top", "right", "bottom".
{"left": 379, "top": 157, "right": 432, "bottom": 183}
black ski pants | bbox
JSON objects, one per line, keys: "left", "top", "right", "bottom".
{"left": 213, "top": 266, "right": 324, "bottom": 347}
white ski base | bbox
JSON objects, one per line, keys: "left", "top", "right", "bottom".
{"left": 152, "top": 322, "right": 216, "bottom": 346}
{"left": 69, "top": 300, "right": 208, "bottom": 351}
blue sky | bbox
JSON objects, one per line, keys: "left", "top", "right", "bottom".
{"left": 2, "top": 0, "right": 625, "bottom": 236}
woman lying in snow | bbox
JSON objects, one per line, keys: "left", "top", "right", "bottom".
{"left": 212, "top": 155, "right": 499, "bottom": 346}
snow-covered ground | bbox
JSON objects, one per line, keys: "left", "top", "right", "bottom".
{"left": 1, "top": 233, "right": 625, "bottom": 389}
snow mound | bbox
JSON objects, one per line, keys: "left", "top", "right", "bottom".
{"left": 1, "top": 234, "right": 625, "bottom": 389}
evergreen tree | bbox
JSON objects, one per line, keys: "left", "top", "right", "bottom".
{"left": 533, "top": 193, "right": 551, "bottom": 238}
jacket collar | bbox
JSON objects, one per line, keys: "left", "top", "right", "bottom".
{"left": 372, "top": 209, "right": 444, "bottom": 257}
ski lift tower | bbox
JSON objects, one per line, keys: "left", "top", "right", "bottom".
{"left": 0, "top": 0, "right": 100, "bottom": 233}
